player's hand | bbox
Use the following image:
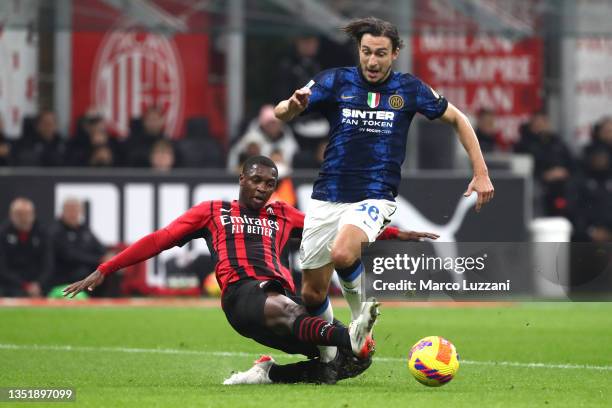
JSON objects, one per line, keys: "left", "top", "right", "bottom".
{"left": 396, "top": 230, "right": 440, "bottom": 241}
{"left": 62, "top": 270, "right": 105, "bottom": 298}
{"left": 288, "top": 87, "right": 311, "bottom": 113}
{"left": 464, "top": 174, "right": 494, "bottom": 212}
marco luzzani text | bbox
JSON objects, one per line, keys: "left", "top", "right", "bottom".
{"left": 370, "top": 254, "right": 511, "bottom": 292}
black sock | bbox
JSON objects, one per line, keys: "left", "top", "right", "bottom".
{"left": 269, "top": 360, "right": 323, "bottom": 383}
{"left": 292, "top": 314, "right": 351, "bottom": 348}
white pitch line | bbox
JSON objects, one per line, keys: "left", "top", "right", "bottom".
{"left": 0, "top": 343, "right": 254, "bottom": 358}
{"left": 1, "top": 343, "right": 612, "bottom": 372}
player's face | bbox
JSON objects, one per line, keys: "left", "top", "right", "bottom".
{"left": 239, "top": 165, "right": 278, "bottom": 210}
{"left": 358, "top": 34, "right": 399, "bottom": 84}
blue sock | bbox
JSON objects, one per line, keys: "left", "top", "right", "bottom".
{"left": 336, "top": 260, "right": 364, "bottom": 320}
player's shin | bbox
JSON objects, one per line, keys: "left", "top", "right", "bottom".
{"left": 336, "top": 260, "right": 365, "bottom": 321}
{"left": 305, "top": 297, "right": 338, "bottom": 362}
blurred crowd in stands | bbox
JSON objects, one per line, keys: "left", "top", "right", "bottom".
{"left": 0, "top": 196, "right": 119, "bottom": 298}
{"left": 475, "top": 110, "right": 612, "bottom": 243}
{"left": 0, "top": 33, "right": 611, "bottom": 271}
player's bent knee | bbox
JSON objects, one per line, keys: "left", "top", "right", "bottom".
{"left": 301, "top": 284, "right": 327, "bottom": 307}
{"left": 330, "top": 246, "right": 358, "bottom": 269}
{"left": 264, "top": 295, "right": 304, "bottom": 333}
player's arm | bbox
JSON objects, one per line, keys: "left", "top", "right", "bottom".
{"left": 439, "top": 103, "right": 494, "bottom": 212}
{"left": 274, "top": 87, "right": 312, "bottom": 122}
{"left": 276, "top": 69, "right": 336, "bottom": 122}
{"left": 378, "top": 226, "right": 439, "bottom": 241}
{"left": 62, "top": 202, "right": 213, "bottom": 298}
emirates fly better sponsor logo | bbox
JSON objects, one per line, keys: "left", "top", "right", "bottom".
{"left": 219, "top": 214, "right": 280, "bottom": 237}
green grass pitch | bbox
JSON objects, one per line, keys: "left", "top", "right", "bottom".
{"left": 1, "top": 302, "right": 611, "bottom": 407}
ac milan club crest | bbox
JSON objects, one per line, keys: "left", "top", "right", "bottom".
{"left": 92, "top": 30, "right": 184, "bottom": 138}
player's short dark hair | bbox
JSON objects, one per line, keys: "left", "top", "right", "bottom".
{"left": 242, "top": 155, "right": 278, "bottom": 178}
{"left": 342, "top": 17, "right": 404, "bottom": 51}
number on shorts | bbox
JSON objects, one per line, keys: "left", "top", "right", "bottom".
{"left": 356, "top": 203, "right": 379, "bottom": 222}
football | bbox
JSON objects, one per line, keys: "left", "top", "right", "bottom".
{"left": 408, "top": 336, "right": 460, "bottom": 386}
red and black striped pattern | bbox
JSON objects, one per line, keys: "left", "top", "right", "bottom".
{"left": 293, "top": 315, "right": 340, "bottom": 346}
{"left": 98, "top": 200, "right": 303, "bottom": 294}
{"left": 205, "top": 200, "right": 303, "bottom": 294}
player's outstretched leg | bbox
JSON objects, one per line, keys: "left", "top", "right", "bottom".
{"left": 223, "top": 355, "right": 337, "bottom": 385}
{"left": 300, "top": 265, "right": 337, "bottom": 362}
{"left": 265, "top": 292, "right": 352, "bottom": 351}
{"left": 223, "top": 355, "right": 274, "bottom": 385}
{"left": 265, "top": 292, "right": 378, "bottom": 360}
{"left": 267, "top": 358, "right": 336, "bottom": 384}
{"left": 264, "top": 292, "right": 365, "bottom": 354}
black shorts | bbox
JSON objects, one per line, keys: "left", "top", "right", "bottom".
{"left": 221, "top": 279, "right": 318, "bottom": 359}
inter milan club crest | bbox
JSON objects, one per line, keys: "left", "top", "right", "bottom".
{"left": 92, "top": 29, "right": 184, "bottom": 138}
{"left": 389, "top": 94, "right": 404, "bottom": 110}
{"left": 367, "top": 92, "right": 380, "bottom": 108}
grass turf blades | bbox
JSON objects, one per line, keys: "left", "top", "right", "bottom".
{"left": 1, "top": 303, "right": 611, "bottom": 407}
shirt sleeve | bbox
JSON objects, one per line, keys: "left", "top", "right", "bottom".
{"left": 301, "top": 69, "right": 336, "bottom": 116}
{"left": 279, "top": 202, "right": 304, "bottom": 239}
{"left": 415, "top": 78, "right": 448, "bottom": 120}
{"left": 98, "top": 201, "right": 213, "bottom": 275}
{"left": 286, "top": 204, "right": 305, "bottom": 230}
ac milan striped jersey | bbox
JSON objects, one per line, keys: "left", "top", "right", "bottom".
{"left": 98, "top": 200, "right": 304, "bottom": 294}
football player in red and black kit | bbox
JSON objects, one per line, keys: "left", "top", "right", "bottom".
{"left": 63, "top": 156, "right": 438, "bottom": 384}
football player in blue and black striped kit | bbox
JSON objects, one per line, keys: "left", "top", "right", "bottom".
{"left": 274, "top": 17, "right": 494, "bottom": 364}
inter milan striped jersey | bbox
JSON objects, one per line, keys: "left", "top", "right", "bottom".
{"left": 98, "top": 200, "right": 304, "bottom": 294}
{"left": 303, "top": 66, "right": 448, "bottom": 203}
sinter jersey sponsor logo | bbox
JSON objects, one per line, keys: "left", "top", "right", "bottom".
{"left": 341, "top": 108, "right": 395, "bottom": 132}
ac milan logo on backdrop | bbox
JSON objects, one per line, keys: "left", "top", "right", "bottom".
{"left": 92, "top": 30, "right": 184, "bottom": 137}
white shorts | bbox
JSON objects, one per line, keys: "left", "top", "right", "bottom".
{"left": 299, "top": 198, "right": 397, "bottom": 270}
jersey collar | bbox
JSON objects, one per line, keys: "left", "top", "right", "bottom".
{"left": 235, "top": 199, "right": 266, "bottom": 214}
{"left": 356, "top": 65, "right": 395, "bottom": 89}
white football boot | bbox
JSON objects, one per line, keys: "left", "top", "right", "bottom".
{"left": 348, "top": 298, "right": 380, "bottom": 358}
{"left": 223, "top": 355, "right": 274, "bottom": 385}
